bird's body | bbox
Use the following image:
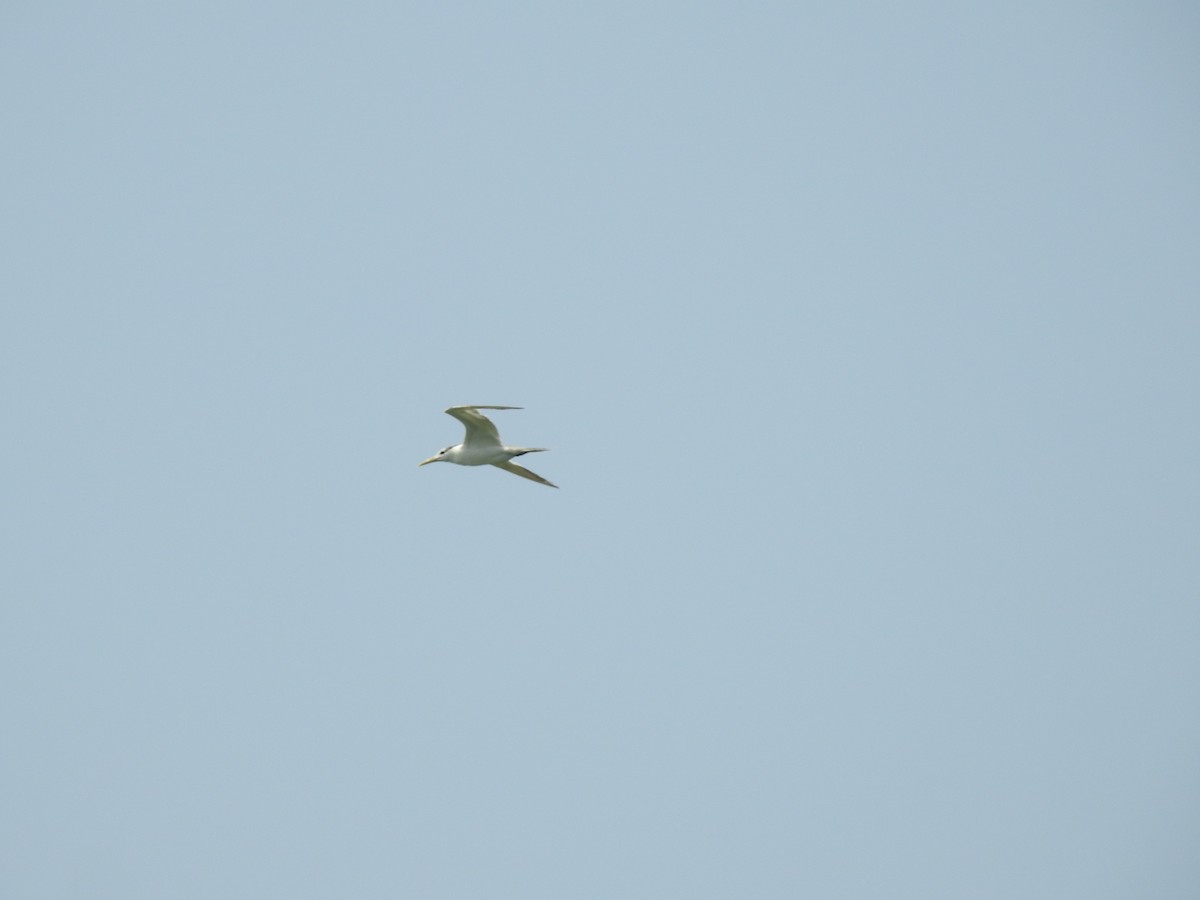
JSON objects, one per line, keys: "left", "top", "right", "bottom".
{"left": 419, "top": 406, "right": 557, "bottom": 488}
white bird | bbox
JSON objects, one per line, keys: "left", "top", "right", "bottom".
{"left": 418, "top": 405, "right": 558, "bottom": 488}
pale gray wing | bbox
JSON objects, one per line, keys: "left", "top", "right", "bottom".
{"left": 492, "top": 460, "right": 558, "bottom": 488}
{"left": 444, "top": 405, "right": 520, "bottom": 449}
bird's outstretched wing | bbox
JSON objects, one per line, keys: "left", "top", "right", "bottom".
{"left": 492, "top": 460, "right": 558, "bottom": 488}
{"left": 445, "top": 405, "right": 521, "bottom": 448}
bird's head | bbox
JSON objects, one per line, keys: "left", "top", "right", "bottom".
{"left": 418, "top": 446, "right": 454, "bottom": 466}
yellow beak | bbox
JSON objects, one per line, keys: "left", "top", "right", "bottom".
{"left": 418, "top": 456, "right": 439, "bottom": 467}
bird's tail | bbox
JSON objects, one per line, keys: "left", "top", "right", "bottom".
{"left": 508, "top": 447, "right": 548, "bottom": 457}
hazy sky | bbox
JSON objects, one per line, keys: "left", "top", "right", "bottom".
{"left": 3, "top": 3, "right": 1198, "bottom": 898}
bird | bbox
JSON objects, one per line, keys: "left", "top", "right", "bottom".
{"left": 418, "top": 405, "right": 558, "bottom": 488}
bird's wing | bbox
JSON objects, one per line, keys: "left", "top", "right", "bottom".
{"left": 492, "top": 460, "right": 558, "bottom": 488}
{"left": 444, "top": 405, "right": 520, "bottom": 448}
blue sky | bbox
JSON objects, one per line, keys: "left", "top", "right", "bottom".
{"left": 3, "top": 3, "right": 1198, "bottom": 898}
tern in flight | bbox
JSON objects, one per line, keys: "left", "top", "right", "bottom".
{"left": 418, "top": 406, "right": 558, "bottom": 488}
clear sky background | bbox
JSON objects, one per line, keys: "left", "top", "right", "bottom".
{"left": 3, "top": 3, "right": 1198, "bottom": 898}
